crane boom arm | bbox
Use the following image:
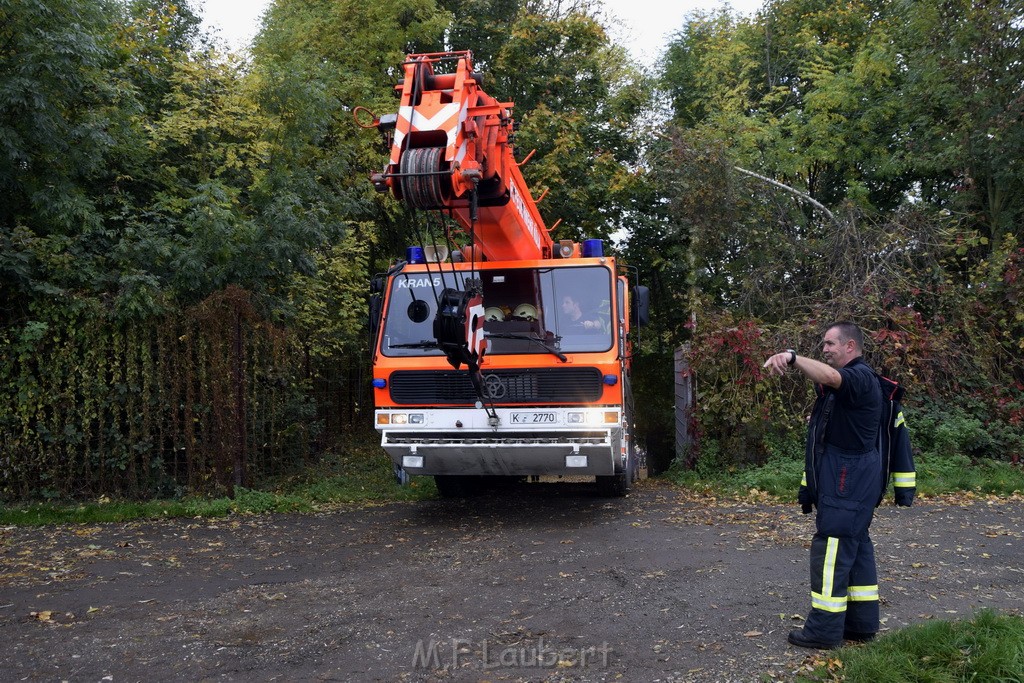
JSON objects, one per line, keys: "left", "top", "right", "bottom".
{"left": 371, "top": 51, "right": 554, "bottom": 261}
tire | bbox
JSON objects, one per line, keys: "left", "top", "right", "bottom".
{"left": 596, "top": 471, "right": 629, "bottom": 497}
{"left": 433, "top": 475, "right": 480, "bottom": 498}
{"left": 598, "top": 396, "right": 637, "bottom": 497}
{"left": 597, "top": 443, "right": 632, "bottom": 498}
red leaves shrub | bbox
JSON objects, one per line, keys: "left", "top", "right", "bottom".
{"left": 685, "top": 312, "right": 801, "bottom": 466}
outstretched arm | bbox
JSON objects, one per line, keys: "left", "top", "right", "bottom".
{"left": 763, "top": 351, "right": 842, "bottom": 389}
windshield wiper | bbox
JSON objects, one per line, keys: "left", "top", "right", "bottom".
{"left": 389, "top": 340, "right": 440, "bottom": 349}
{"left": 485, "top": 332, "right": 567, "bottom": 362}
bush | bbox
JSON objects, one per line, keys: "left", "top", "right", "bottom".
{"left": 684, "top": 314, "right": 801, "bottom": 467}
{"left": 667, "top": 437, "right": 805, "bottom": 499}
{"left": 912, "top": 399, "right": 1024, "bottom": 462}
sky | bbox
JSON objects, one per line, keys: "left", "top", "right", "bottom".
{"left": 198, "top": 0, "right": 764, "bottom": 65}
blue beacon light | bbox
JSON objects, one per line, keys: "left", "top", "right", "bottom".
{"left": 582, "top": 239, "right": 604, "bottom": 258}
{"left": 406, "top": 246, "right": 426, "bottom": 264}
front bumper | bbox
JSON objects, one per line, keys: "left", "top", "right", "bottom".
{"left": 376, "top": 407, "right": 624, "bottom": 476}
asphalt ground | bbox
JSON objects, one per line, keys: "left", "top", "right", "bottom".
{"left": 2, "top": 480, "right": 1022, "bottom": 682}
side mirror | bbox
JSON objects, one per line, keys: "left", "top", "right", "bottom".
{"left": 632, "top": 285, "right": 650, "bottom": 328}
{"left": 368, "top": 294, "right": 383, "bottom": 351}
{"left": 369, "top": 275, "right": 387, "bottom": 351}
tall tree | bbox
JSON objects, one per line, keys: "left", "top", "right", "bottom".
{"left": 0, "top": 0, "right": 122, "bottom": 235}
{"left": 647, "top": 0, "right": 1024, "bottom": 465}
{"left": 892, "top": 0, "right": 1024, "bottom": 247}
{"left": 0, "top": 0, "right": 127, "bottom": 322}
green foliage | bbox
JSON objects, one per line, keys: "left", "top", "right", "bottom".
{"left": 683, "top": 312, "right": 802, "bottom": 465}
{"left": 665, "top": 445, "right": 805, "bottom": 500}
{"left": 797, "top": 609, "right": 1024, "bottom": 683}
{"left": 486, "top": 3, "right": 651, "bottom": 242}
{"left": 667, "top": 446, "right": 1024, "bottom": 500}
{"left": 277, "top": 445, "right": 434, "bottom": 504}
{"left": 891, "top": 0, "right": 1024, "bottom": 245}
{"left": 730, "top": 455, "right": 804, "bottom": 499}
{"left": 912, "top": 399, "right": 1024, "bottom": 465}
{"left": 0, "top": 443, "right": 432, "bottom": 525}
{"left": 641, "top": 1, "right": 1024, "bottom": 473}
{"left": 287, "top": 229, "right": 377, "bottom": 358}
{"left": 232, "top": 487, "right": 311, "bottom": 514}
{"left": 656, "top": 0, "right": 1024, "bottom": 257}
{"left": 0, "top": 0, "right": 122, "bottom": 235}
{"left": 913, "top": 455, "right": 1024, "bottom": 498}
{"left": 0, "top": 0, "right": 391, "bottom": 503}
{"left": 0, "top": 288, "right": 321, "bottom": 501}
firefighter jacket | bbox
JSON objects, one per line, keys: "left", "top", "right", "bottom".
{"left": 875, "top": 374, "right": 916, "bottom": 507}
{"left": 797, "top": 370, "right": 916, "bottom": 512}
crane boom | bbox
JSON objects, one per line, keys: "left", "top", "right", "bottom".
{"left": 371, "top": 51, "right": 554, "bottom": 262}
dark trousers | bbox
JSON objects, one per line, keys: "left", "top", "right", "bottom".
{"left": 804, "top": 446, "right": 882, "bottom": 643}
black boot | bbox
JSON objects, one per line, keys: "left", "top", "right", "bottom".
{"left": 788, "top": 628, "right": 842, "bottom": 650}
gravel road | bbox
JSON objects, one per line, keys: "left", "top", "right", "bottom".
{"left": 2, "top": 480, "right": 1022, "bottom": 682}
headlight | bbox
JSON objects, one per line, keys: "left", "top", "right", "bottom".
{"left": 380, "top": 413, "right": 424, "bottom": 426}
{"left": 568, "top": 410, "right": 619, "bottom": 426}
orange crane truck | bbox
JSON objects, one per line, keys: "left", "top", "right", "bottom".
{"left": 363, "top": 51, "right": 649, "bottom": 497}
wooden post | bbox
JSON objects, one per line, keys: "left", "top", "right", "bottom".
{"left": 674, "top": 345, "right": 696, "bottom": 467}
{"left": 233, "top": 304, "right": 247, "bottom": 489}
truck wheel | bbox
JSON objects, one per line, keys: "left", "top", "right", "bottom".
{"left": 597, "top": 447, "right": 632, "bottom": 497}
{"left": 599, "top": 406, "right": 637, "bottom": 496}
{"left": 434, "top": 475, "right": 480, "bottom": 498}
{"left": 596, "top": 472, "right": 629, "bottom": 497}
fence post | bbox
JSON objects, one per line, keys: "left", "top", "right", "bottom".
{"left": 233, "top": 304, "right": 247, "bottom": 489}
{"left": 674, "top": 345, "right": 696, "bottom": 467}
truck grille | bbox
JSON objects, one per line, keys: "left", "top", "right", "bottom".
{"left": 384, "top": 431, "right": 609, "bottom": 444}
{"left": 389, "top": 368, "right": 604, "bottom": 405}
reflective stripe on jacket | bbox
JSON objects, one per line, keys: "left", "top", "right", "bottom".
{"left": 876, "top": 374, "right": 915, "bottom": 507}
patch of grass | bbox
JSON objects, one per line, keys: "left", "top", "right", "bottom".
{"left": 0, "top": 498, "right": 239, "bottom": 525}
{"left": 664, "top": 451, "right": 804, "bottom": 500}
{"left": 664, "top": 444, "right": 1024, "bottom": 502}
{"left": 0, "top": 444, "right": 434, "bottom": 526}
{"left": 277, "top": 446, "right": 436, "bottom": 506}
{"left": 730, "top": 456, "right": 805, "bottom": 498}
{"left": 917, "top": 454, "right": 1024, "bottom": 497}
{"left": 796, "top": 609, "right": 1024, "bottom": 683}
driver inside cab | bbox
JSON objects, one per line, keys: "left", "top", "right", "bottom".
{"left": 560, "top": 294, "right": 604, "bottom": 331}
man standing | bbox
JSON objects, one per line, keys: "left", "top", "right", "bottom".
{"left": 763, "top": 322, "right": 883, "bottom": 649}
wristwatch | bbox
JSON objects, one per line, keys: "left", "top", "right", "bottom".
{"left": 786, "top": 349, "right": 797, "bottom": 366}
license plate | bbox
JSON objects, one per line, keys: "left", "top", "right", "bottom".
{"left": 510, "top": 412, "right": 557, "bottom": 424}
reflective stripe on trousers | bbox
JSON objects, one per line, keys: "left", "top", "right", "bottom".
{"left": 805, "top": 530, "right": 879, "bottom": 642}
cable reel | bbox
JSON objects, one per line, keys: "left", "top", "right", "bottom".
{"left": 398, "top": 146, "right": 451, "bottom": 210}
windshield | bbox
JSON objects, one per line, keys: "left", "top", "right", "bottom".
{"left": 380, "top": 265, "right": 613, "bottom": 356}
